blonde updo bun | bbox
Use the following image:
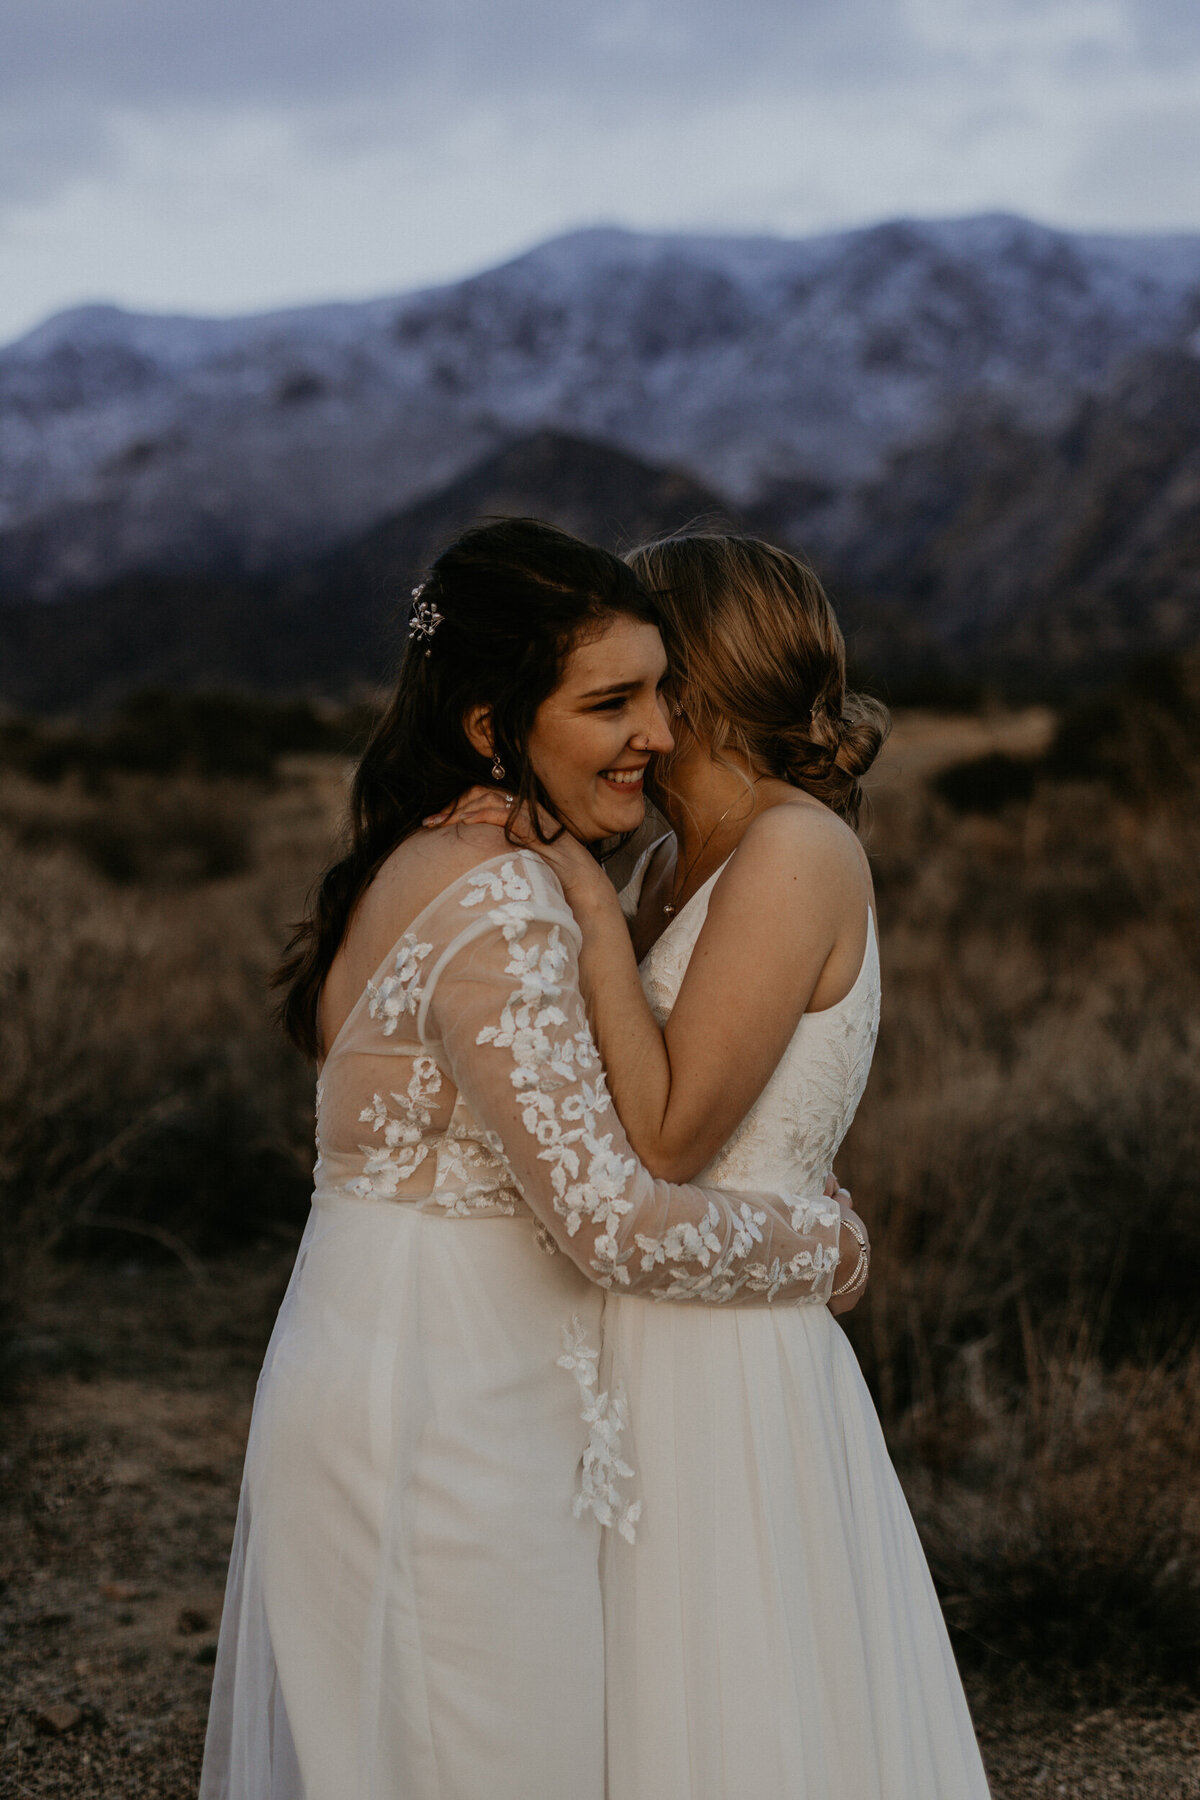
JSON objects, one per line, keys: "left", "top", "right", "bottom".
{"left": 626, "top": 534, "right": 889, "bottom": 828}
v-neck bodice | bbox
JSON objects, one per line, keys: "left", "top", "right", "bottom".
{"left": 619, "top": 833, "right": 733, "bottom": 960}
{"left": 618, "top": 837, "right": 881, "bottom": 1194}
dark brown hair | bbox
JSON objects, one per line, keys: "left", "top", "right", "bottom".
{"left": 276, "top": 517, "right": 659, "bottom": 1057}
{"left": 626, "top": 533, "right": 889, "bottom": 827}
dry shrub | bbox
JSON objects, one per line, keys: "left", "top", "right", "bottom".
{"left": 3, "top": 774, "right": 256, "bottom": 884}
{"left": 916, "top": 1357, "right": 1200, "bottom": 1698}
{"left": 0, "top": 690, "right": 375, "bottom": 783}
{"left": 0, "top": 765, "right": 342, "bottom": 1363}
{"left": 839, "top": 733, "right": 1200, "bottom": 1696}
{"left": 2, "top": 682, "right": 1198, "bottom": 1695}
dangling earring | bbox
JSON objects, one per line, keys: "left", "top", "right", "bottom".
{"left": 491, "top": 753, "right": 506, "bottom": 782}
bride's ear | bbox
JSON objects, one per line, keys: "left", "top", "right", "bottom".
{"left": 464, "top": 705, "right": 494, "bottom": 760}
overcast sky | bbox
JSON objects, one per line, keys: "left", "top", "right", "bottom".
{"left": 2, "top": 0, "right": 1199, "bottom": 344}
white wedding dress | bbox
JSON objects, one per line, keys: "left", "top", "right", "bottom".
{"left": 602, "top": 846, "right": 991, "bottom": 1799}
{"left": 199, "top": 851, "right": 850, "bottom": 1800}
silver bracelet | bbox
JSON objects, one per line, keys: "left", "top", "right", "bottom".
{"left": 831, "top": 1214, "right": 869, "bottom": 1297}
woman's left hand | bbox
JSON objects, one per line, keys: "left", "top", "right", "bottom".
{"left": 824, "top": 1173, "right": 868, "bottom": 1315}
{"left": 423, "top": 787, "right": 613, "bottom": 912}
{"left": 829, "top": 1198, "right": 869, "bottom": 1317}
{"left": 424, "top": 785, "right": 519, "bottom": 832}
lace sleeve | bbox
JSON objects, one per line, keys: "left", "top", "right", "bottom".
{"left": 419, "top": 861, "right": 842, "bottom": 1304}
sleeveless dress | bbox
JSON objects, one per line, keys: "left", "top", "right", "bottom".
{"left": 602, "top": 846, "right": 991, "bottom": 1800}
{"left": 199, "top": 851, "right": 851, "bottom": 1800}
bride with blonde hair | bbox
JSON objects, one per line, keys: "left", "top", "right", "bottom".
{"left": 442, "top": 531, "right": 991, "bottom": 1797}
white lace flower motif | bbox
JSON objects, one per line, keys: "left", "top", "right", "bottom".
{"left": 468, "top": 856, "right": 846, "bottom": 1306}
{"left": 366, "top": 934, "right": 434, "bottom": 1035}
{"left": 461, "top": 861, "right": 536, "bottom": 910}
{"left": 345, "top": 1057, "right": 443, "bottom": 1199}
{"left": 557, "top": 1317, "right": 640, "bottom": 1544}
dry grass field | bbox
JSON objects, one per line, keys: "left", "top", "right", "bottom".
{"left": 2, "top": 668, "right": 1198, "bottom": 1796}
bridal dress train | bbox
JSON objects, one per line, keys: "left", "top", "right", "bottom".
{"left": 602, "top": 845, "right": 991, "bottom": 1800}
{"left": 199, "top": 851, "right": 850, "bottom": 1800}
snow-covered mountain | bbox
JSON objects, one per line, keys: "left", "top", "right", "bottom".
{"left": 822, "top": 345, "right": 1200, "bottom": 680}
{"left": 0, "top": 434, "right": 732, "bottom": 712}
{"left": 3, "top": 213, "right": 1200, "bottom": 600}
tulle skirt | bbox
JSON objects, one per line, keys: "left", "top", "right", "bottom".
{"left": 200, "top": 1197, "right": 605, "bottom": 1800}
{"left": 601, "top": 1298, "right": 991, "bottom": 1800}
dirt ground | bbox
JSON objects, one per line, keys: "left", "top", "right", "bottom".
{"left": 3, "top": 1259, "right": 1199, "bottom": 1800}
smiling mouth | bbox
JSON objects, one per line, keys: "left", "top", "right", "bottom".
{"left": 599, "top": 766, "right": 646, "bottom": 789}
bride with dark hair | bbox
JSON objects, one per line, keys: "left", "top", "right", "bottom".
{"left": 199, "top": 519, "right": 868, "bottom": 1800}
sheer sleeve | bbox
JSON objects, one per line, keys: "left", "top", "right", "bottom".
{"left": 419, "top": 859, "right": 842, "bottom": 1304}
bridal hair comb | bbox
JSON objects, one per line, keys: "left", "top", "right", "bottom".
{"left": 409, "top": 582, "right": 443, "bottom": 655}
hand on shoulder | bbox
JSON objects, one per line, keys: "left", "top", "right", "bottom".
{"left": 422, "top": 789, "right": 613, "bottom": 915}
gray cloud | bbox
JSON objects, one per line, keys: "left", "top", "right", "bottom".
{"left": 0, "top": 0, "right": 1197, "bottom": 342}
{"left": 1, "top": 0, "right": 1190, "bottom": 187}
{"left": 0, "top": 0, "right": 931, "bottom": 219}
{"left": 0, "top": 0, "right": 910, "bottom": 112}
{"left": 0, "top": 91, "right": 115, "bottom": 206}
{"left": 0, "top": 0, "right": 924, "bottom": 220}
{"left": 1127, "top": 0, "right": 1200, "bottom": 60}
{"left": 1068, "top": 98, "right": 1200, "bottom": 225}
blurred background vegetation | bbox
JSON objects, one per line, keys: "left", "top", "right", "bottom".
{"left": 2, "top": 653, "right": 1197, "bottom": 1707}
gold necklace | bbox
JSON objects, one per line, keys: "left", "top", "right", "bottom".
{"left": 662, "top": 796, "right": 744, "bottom": 919}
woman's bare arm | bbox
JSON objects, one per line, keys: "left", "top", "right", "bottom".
{"left": 424, "top": 791, "right": 873, "bottom": 1184}
{"left": 567, "top": 805, "right": 872, "bottom": 1181}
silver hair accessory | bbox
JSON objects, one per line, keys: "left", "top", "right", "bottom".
{"left": 409, "top": 582, "right": 443, "bottom": 656}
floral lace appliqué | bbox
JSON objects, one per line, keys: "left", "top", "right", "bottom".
{"left": 345, "top": 1056, "right": 443, "bottom": 1200}
{"left": 313, "top": 1077, "right": 326, "bottom": 1183}
{"left": 366, "top": 933, "right": 434, "bottom": 1036}
{"left": 475, "top": 882, "right": 837, "bottom": 1301}
{"left": 462, "top": 860, "right": 535, "bottom": 912}
{"left": 432, "top": 1101, "right": 523, "bottom": 1217}
{"left": 558, "top": 1317, "right": 641, "bottom": 1543}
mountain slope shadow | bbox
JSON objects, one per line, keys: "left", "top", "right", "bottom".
{"left": 0, "top": 434, "right": 733, "bottom": 712}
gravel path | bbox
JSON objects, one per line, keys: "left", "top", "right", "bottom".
{"left": 3, "top": 1260, "right": 1198, "bottom": 1799}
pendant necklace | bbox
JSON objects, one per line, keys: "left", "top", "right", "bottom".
{"left": 662, "top": 796, "right": 745, "bottom": 919}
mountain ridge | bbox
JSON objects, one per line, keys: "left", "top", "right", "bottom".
{"left": 4, "top": 212, "right": 1200, "bottom": 603}
{"left": 3, "top": 401, "right": 1197, "bottom": 712}
{"left": 13, "top": 211, "right": 1200, "bottom": 357}
{"left": 0, "top": 433, "right": 736, "bottom": 711}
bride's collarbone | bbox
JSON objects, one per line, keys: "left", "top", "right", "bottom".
{"left": 630, "top": 814, "right": 873, "bottom": 1003}
{"left": 639, "top": 790, "right": 829, "bottom": 932}
{"left": 631, "top": 831, "right": 739, "bottom": 958}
